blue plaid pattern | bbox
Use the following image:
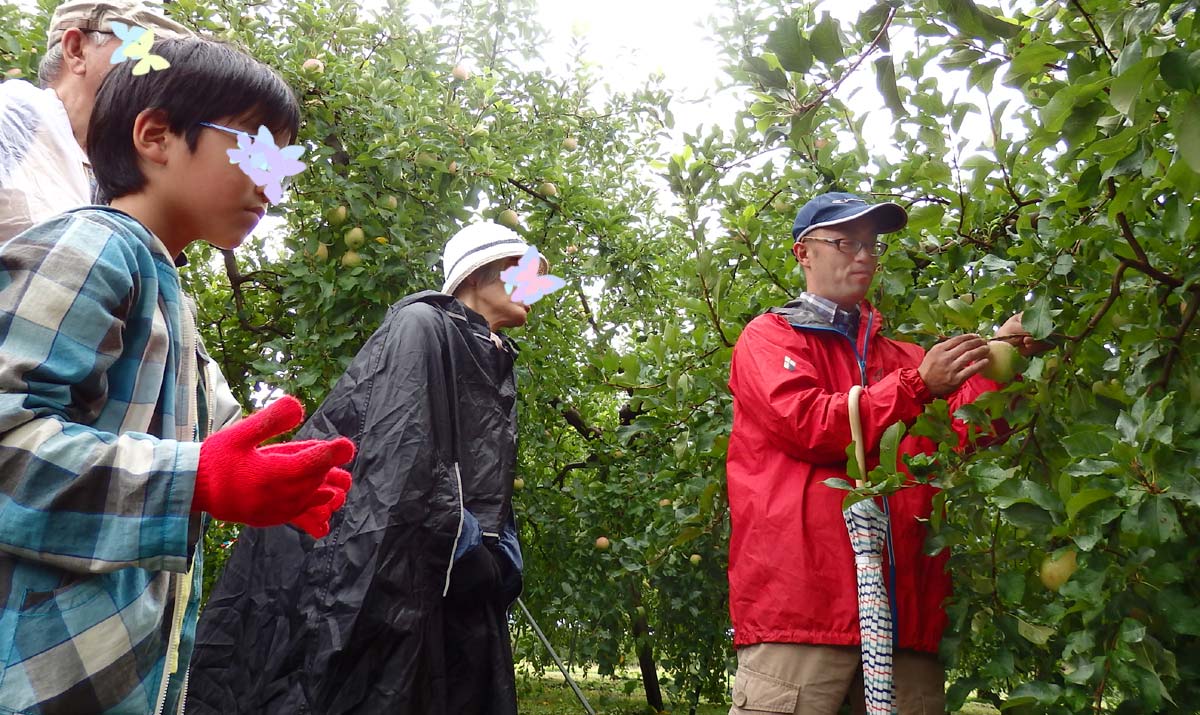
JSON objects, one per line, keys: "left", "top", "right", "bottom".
{"left": 0, "top": 208, "right": 224, "bottom": 714}
{"left": 793, "top": 292, "right": 860, "bottom": 338}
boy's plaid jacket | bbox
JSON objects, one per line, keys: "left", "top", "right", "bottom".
{"left": 0, "top": 208, "right": 239, "bottom": 714}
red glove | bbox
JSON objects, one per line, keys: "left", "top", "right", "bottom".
{"left": 255, "top": 441, "right": 351, "bottom": 536}
{"left": 194, "top": 396, "right": 355, "bottom": 538}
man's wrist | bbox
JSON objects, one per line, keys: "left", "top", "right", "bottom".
{"left": 909, "top": 367, "right": 935, "bottom": 402}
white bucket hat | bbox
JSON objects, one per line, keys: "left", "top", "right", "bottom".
{"left": 441, "top": 222, "right": 548, "bottom": 295}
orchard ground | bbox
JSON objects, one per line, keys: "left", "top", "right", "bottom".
{"left": 517, "top": 664, "right": 1002, "bottom": 714}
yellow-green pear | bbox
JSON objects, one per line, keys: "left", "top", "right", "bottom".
{"left": 982, "top": 340, "right": 1018, "bottom": 382}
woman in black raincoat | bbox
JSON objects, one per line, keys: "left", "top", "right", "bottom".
{"left": 186, "top": 222, "right": 543, "bottom": 714}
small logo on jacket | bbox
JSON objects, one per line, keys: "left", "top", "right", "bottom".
{"left": 783, "top": 356, "right": 796, "bottom": 371}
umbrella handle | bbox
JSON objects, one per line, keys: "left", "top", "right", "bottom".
{"left": 848, "top": 385, "right": 867, "bottom": 488}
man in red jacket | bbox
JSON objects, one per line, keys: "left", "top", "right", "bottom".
{"left": 726, "top": 192, "right": 1039, "bottom": 714}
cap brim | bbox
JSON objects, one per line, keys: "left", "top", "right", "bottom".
{"left": 795, "top": 202, "right": 908, "bottom": 241}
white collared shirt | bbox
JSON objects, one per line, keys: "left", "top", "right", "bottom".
{"left": 0, "top": 79, "right": 92, "bottom": 242}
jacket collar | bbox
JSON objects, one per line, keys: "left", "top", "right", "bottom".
{"left": 770, "top": 294, "right": 884, "bottom": 342}
{"left": 398, "top": 290, "right": 520, "bottom": 355}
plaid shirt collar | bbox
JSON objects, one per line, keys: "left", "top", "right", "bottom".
{"left": 795, "top": 292, "right": 860, "bottom": 339}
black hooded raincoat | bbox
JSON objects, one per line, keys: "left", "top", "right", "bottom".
{"left": 186, "top": 292, "right": 522, "bottom": 714}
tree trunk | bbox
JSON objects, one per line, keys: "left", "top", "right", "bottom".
{"left": 629, "top": 581, "right": 663, "bottom": 712}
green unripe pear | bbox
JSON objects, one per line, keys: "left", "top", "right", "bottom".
{"left": 343, "top": 227, "right": 365, "bottom": 249}
{"left": 326, "top": 205, "right": 348, "bottom": 226}
{"left": 982, "top": 340, "right": 1018, "bottom": 382}
{"left": 1039, "top": 549, "right": 1077, "bottom": 591}
{"left": 498, "top": 209, "right": 520, "bottom": 230}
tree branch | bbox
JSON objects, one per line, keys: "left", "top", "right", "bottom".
{"left": 507, "top": 177, "right": 563, "bottom": 215}
{"left": 1070, "top": 0, "right": 1118, "bottom": 64}
{"left": 984, "top": 94, "right": 1040, "bottom": 209}
{"left": 796, "top": 7, "right": 897, "bottom": 114}
{"left": 1067, "top": 260, "right": 1129, "bottom": 343}
{"left": 1151, "top": 287, "right": 1200, "bottom": 393}
{"left": 220, "top": 249, "right": 288, "bottom": 338}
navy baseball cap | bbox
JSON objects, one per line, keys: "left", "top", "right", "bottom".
{"left": 791, "top": 192, "right": 908, "bottom": 241}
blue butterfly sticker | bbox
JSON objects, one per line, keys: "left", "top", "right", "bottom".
{"left": 110, "top": 22, "right": 170, "bottom": 75}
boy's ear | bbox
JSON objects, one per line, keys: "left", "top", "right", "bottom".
{"left": 130, "top": 109, "right": 174, "bottom": 168}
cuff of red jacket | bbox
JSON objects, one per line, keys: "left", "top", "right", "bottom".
{"left": 903, "top": 366, "right": 934, "bottom": 404}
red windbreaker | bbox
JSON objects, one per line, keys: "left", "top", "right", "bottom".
{"left": 726, "top": 299, "right": 1000, "bottom": 653}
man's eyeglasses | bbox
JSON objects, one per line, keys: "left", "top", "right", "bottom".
{"left": 803, "top": 236, "right": 887, "bottom": 257}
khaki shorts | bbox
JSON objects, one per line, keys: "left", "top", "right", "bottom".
{"left": 729, "top": 643, "right": 946, "bottom": 715}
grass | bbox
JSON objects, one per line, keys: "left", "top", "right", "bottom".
{"left": 516, "top": 665, "right": 724, "bottom": 715}
{"left": 515, "top": 666, "right": 1003, "bottom": 714}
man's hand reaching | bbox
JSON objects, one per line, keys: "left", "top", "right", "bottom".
{"left": 994, "top": 312, "right": 1055, "bottom": 357}
{"left": 918, "top": 334, "right": 991, "bottom": 397}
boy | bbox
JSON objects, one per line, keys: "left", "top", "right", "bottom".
{"left": 0, "top": 37, "right": 353, "bottom": 715}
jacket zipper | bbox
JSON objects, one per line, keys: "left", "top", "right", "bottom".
{"left": 155, "top": 299, "right": 201, "bottom": 715}
{"left": 174, "top": 311, "right": 213, "bottom": 715}
{"left": 793, "top": 321, "right": 870, "bottom": 385}
{"left": 176, "top": 668, "right": 191, "bottom": 715}
{"left": 797, "top": 312, "right": 903, "bottom": 646}
{"left": 442, "top": 462, "right": 465, "bottom": 596}
{"left": 174, "top": 364, "right": 212, "bottom": 715}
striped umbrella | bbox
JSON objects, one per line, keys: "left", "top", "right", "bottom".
{"left": 846, "top": 385, "right": 895, "bottom": 715}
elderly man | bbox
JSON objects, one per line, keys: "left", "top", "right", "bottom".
{"left": 188, "top": 222, "right": 543, "bottom": 715}
{"left": 0, "top": 0, "right": 190, "bottom": 241}
{"left": 725, "top": 192, "right": 1043, "bottom": 714}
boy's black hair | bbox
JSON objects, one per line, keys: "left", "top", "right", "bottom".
{"left": 89, "top": 37, "right": 301, "bottom": 202}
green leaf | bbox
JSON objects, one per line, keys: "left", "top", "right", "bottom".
{"left": 1017, "top": 616, "right": 1055, "bottom": 645}
{"left": 671, "top": 526, "right": 703, "bottom": 547}
{"left": 767, "top": 18, "right": 812, "bottom": 74}
{"left": 1110, "top": 57, "right": 1158, "bottom": 116}
{"left": 1002, "top": 681, "right": 1062, "bottom": 707}
{"left": 874, "top": 55, "right": 905, "bottom": 116}
{"left": 872, "top": 421, "right": 905, "bottom": 486}
{"left": 941, "top": 0, "right": 1021, "bottom": 40}
{"left": 906, "top": 203, "right": 945, "bottom": 230}
{"left": 810, "top": 15, "right": 845, "bottom": 65}
{"left": 1178, "top": 97, "right": 1200, "bottom": 174}
{"left": 1002, "top": 502, "right": 1055, "bottom": 529}
{"left": 823, "top": 477, "right": 854, "bottom": 491}
{"left": 1139, "top": 497, "right": 1182, "bottom": 543}
{"left": 1007, "top": 41, "right": 1064, "bottom": 78}
{"left": 1023, "top": 294, "right": 1053, "bottom": 339}
{"left": 946, "top": 677, "right": 987, "bottom": 711}
{"left": 1064, "top": 656, "right": 1096, "bottom": 684}
{"left": 1066, "top": 488, "right": 1114, "bottom": 521}
{"left": 1119, "top": 617, "right": 1147, "bottom": 644}
{"left": 1160, "top": 49, "right": 1200, "bottom": 91}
